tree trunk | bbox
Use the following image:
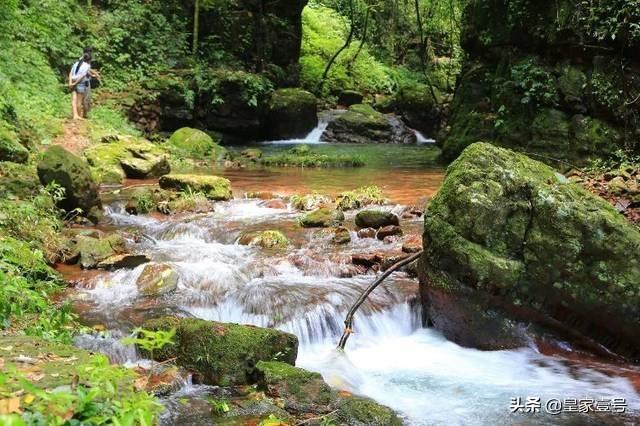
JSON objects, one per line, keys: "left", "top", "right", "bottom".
{"left": 347, "top": 5, "right": 370, "bottom": 75}
{"left": 192, "top": 0, "right": 200, "bottom": 55}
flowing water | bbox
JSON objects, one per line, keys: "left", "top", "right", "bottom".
{"left": 63, "top": 141, "right": 640, "bottom": 425}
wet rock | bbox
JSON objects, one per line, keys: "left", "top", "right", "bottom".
{"left": 352, "top": 253, "right": 378, "bottom": 267}
{"left": 159, "top": 174, "right": 232, "bottom": 201}
{"left": 267, "top": 88, "right": 318, "bottom": 139}
{"left": 246, "top": 191, "right": 277, "bottom": 200}
{"left": 167, "top": 127, "right": 226, "bottom": 159}
{"left": 321, "top": 104, "right": 416, "bottom": 144}
{"left": 332, "top": 226, "right": 351, "bottom": 244}
{"left": 335, "top": 186, "right": 386, "bottom": 211}
{"left": 84, "top": 136, "right": 170, "bottom": 183}
{"left": 291, "top": 193, "right": 331, "bottom": 211}
{"left": 357, "top": 228, "right": 377, "bottom": 239}
{"left": 96, "top": 254, "right": 150, "bottom": 270}
{"left": 136, "top": 263, "right": 179, "bottom": 296}
{"left": 256, "top": 361, "right": 402, "bottom": 425}
{"left": 355, "top": 210, "right": 399, "bottom": 229}
{"left": 300, "top": 208, "right": 344, "bottom": 228}
{"left": 72, "top": 233, "right": 126, "bottom": 269}
{"left": 0, "top": 125, "right": 28, "bottom": 163}
{"left": 37, "top": 146, "right": 101, "bottom": 217}
{"left": 609, "top": 176, "right": 629, "bottom": 195}
{"left": 419, "top": 143, "right": 640, "bottom": 357}
{"left": 402, "top": 235, "right": 423, "bottom": 253}
{"left": 140, "top": 316, "right": 298, "bottom": 386}
{"left": 240, "top": 148, "right": 263, "bottom": 162}
{"left": 379, "top": 252, "right": 411, "bottom": 271}
{"left": 133, "top": 364, "right": 184, "bottom": 396}
{"left": 337, "top": 90, "right": 364, "bottom": 107}
{"left": 262, "top": 199, "right": 287, "bottom": 209}
{"left": 376, "top": 225, "right": 403, "bottom": 240}
{"left": 238, "top": 230, "right": 289, "bottom": 249}
{"left": 400, "top": 205, "right": 424, "bottom": 219}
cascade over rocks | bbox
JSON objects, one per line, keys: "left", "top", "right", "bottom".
{"left": 419, "top": 143, "right": 640, "bottom": 359}
{"left": 321, "top": 104, "right": 417, "bottom": 144}
{"left": 37, "top": 146, "right": 101, "bottom": 217}
{"left": 140, "top": 316, "right": 298, "bottom": 386}
{"left": 442, "top": 0, "right": 640, "bottom": 160}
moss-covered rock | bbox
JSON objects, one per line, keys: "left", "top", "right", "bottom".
{"left": 238, "top": 230, "right": 289, "bottom": 249}
{"left": 256, "top": 361, "right": 402, "bottom": 425}
{"left": 159, "top": 174, "right": 232, "bottom": 201}
{"left": 267, "top": 88, "right": 318, "bottom": 139}
{"left": 71, "top": 233, "right": 127, "bottom": 269}
{"left": 140, "top": 316, "right": 298, "bottom": 386}
{"left": 336, "top": 186, "right": 387, "bottom": 211}
{"left": 37, "top": 145, "right": 101, "bottom": 216}
{"left": 322, "top": 104, "right": 416, "bottom": 144}
{"left": 332, "top": 226, "right": 351, "bottom": 244}
{"left": 84, "top": 136, "right": 170, "bottom": 183}
{"left": 393, "top": 84, "right": 444, "bottom": 135}
{"left": 355, "top": 210, "right": 399, "bottom": 229}
{"left": 0, "top": 162, "right": 41, "bottom": 198}
{"left": 0, "top": 125, "right": 28, "bottom": 163}
{"left": 290, "top": 193, "right": 331, "bottom": 211}
{"left": 419, "top": 142, "right": 640, "bottom": 358}
{"left": 300, "top": 207, "right": 345, "bottom": 228}
{"left": 167, "top": 127, "right": 226, "bottom": 159}
{"left": 262, "top": 145, "right": 365, "bottom": 168}
{"left": 136, "top": 263, "right": 179, "bottom": 296}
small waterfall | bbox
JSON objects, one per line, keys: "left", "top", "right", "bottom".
{"left": 74, "top": 331, "right": 140, "bottom": 364}
{"left": 414, "top": 129, "right": 436, "bottom": 144}
{"left": 262, "top": 110, "right": 343, "bottom": 144}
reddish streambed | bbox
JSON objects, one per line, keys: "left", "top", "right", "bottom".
{"left": 58, "top": 145, "right": 640, "bottom": 425}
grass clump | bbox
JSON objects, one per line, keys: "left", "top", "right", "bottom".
{"left": 262, "top": 145, "right": 364, "bottom": 168}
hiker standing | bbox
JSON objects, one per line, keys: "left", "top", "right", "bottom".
{"left": 69, "top": 47, "right": 99, "bottom": 119}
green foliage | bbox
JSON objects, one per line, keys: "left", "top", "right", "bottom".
{"left": 196, "top": 68, "right": 274, "bottom": 107}
{"left": 208, "top": 398, "right": 230, "bottom": 415}
{"left": 258, "top": 414, "right": 289, "bottom": 426}
{"left": 510, "top": 59, "right": 559, "bottom": 107}
{"left": 89, "top": 0, "right": 190, "bottom": 90}
{"left": 576, "top": 0, "right": 640, "bottom": 48}
{"left": 122, "top": 328, "right": 176, "bottom": 356}
{"left": 0, "top": 353, "right": 163, "bottom": 425}
{"left": 262, "top": 145, "right": 365, "bottom": 168}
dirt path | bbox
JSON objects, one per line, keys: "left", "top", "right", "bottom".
{"left": 52, "top": 119, "right": 91, "bottom": 155}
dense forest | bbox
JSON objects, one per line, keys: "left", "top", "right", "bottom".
{"left": 0, "top": 0, "right": 639, "bottom": 424}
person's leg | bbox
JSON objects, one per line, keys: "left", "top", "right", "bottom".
{"left": 76, "top": 92, "right": 86, "bottom": 119}
{"left": 83, "top": 85, "right": 91, "bottom": 117}
{"left": 72, "top": 91, "right": 80, "bottom": 119}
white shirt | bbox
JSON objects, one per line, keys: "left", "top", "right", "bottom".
{"left": 72, "top": 61, "right": 91, "bottom": 83}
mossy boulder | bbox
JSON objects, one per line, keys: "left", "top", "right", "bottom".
{"left": 238, "top": 230, "right": 289, "bottom": 249}
{"left": 71, "top": 233, "right": 127, "bottom": 269}
{"left": 262, "top": 145, "right": 365, "bottom": 168}
{"left": 333, "top": 226, "right": 351, "bottom": 244}
{"left": 290, "top": 193, "right": 331, "bottom": 211}
{"left": 336, "top": 186, "right": 387, "bottom": 211}
{"left": 419, "top": 142, "right": 640, "bottom": 358}
{"left": 337, "top": 90, "right": 364, "bottom": 106}
{"left": 159, "top": 174, "right": 232, "bottom": 201}
{"left": 300, "top": 207, "right": 345, "bottom": 228}
{"left": 256, "top": 361, "right": 402, "bottom": 425}
{"left": 321, "top": 104, "right": 416, "bottom": 144}
{"left": 136, "top": 263, "right": 179, "bottom": 296}
{"left": 267, "top": 88, "right": 318, "bottom": 139}
{"left": 355, "top": 210, "right": 399, "bottom": 229}
{"left": 140, "top": 316, "right": 298, "bottom": 386}
{"left": 37, "top": 146, "right": 101, "bottom": 216}
{"left": 167, "top": 127, "right": 226, "bottom": 159}
{"left": 0, "top": 125, "right": 28, "bottom": 163}
{"left": 84, "top": 136, "right": 170, "bottom": 183}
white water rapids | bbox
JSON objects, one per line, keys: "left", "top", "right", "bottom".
{"left": 72, "top": 199, "right": 640, "bottom": 425}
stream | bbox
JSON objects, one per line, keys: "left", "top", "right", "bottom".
{"left": 60, "top": 122, "right": 640, "bottom": 425}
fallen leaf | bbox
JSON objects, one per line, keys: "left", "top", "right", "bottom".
{"left": 0, "top": 346, "right": 13, "bottom": 351}
{"left": 23, "top": 394, "right": 35, "bottom": 405}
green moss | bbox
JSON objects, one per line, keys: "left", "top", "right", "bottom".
{"left": 141, "top": 317, "right": 298, "bottom": 386}
{"left": 334, "top": 395, "right": 403, "bottom": 426}
{"left": 355, "top": 210, "right": 399, "bottom": 229}
{"left": 262, "top": 145, "right": 365, "bottom": 168}
{"left": 336, "top": 186, "right": 386, "bottom": 211}
{"left": 256, "top": 361, "right": 333, "bottom": 407}
{"left": 299, "top": 208, "right": 345, "bottom": 228}
{"left": 239, "top": 230, "right": 289, "bottom": 249}
{"left": 73, "top": 234, "right": 126, "bottom": 269}
{"left": 0, "top": 124, "right": 28, "bottom": 163}
{"left": 290, "top": 193, "right": 331, "bottom": 211}
{"left": 158, "top": 174, "right": 232, "bottom": 201}
{"left": 0, "top": 162, "right": 41, "bottom": 199}
{"left": 167, "top": 127, "right": 226, "bottom": 159}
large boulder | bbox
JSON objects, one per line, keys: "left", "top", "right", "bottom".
{"left": 321, "top": 104, "right": 416, "bottom": 144}
{"left": 0, "top": 125, "right": 28, "bottom": 163}
{"left": 37, "top": 146, "right": 101, "bottom": 215}
{"left": 167, "top": 127, "right": 226, "bottom": 159}
{"left": 355, "top": 210, "right": 399, "bottom": 229}
{"left": 159, "top": 174, "right": 232, "bottom": 201}
{"left": 419, "top": 143, "right": 640, "bottom": 359}
{"left": 84, "top": 136, "right": 170, "bottom": 183}
{"left": 70, "top": 233, "right": 127, "bottom": 269}
{"left": 267, "top": 88, "right": 318, "bottom": 140}
{"left": 140, "top": 316, "right": 298, "bottom": 386}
